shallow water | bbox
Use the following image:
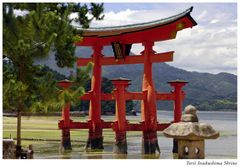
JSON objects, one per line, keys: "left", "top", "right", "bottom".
{"left": 33, "top": 111, "right": 237, "bottom": 159}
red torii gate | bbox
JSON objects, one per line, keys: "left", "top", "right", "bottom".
{"left": 58, "top": 7, "right": 197, "bottom": 154}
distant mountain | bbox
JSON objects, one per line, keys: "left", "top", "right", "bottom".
{"left": 35, "top": 46, "right": 237, "bottom": 111}
{"left": 103, "top": 63, "right": 237, "bottom": 111}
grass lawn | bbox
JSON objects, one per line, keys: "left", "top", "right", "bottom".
{"left": 3, "top": 116, "right": 144, "bottom": 148}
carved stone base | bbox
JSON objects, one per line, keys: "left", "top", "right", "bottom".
{"left": 178, "top": 139, "right": 204, "bottom": 159}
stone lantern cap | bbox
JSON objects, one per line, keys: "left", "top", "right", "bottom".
{"left": 163, "top": 122, "right": 219, "bottom": 140}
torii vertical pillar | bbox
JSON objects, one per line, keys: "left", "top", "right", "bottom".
{"left": 141, "top": 41, "right": 160, "bottom": 154}
{"left": 57, "top": 79, "right": 73, "bottom": 151}
{"left": 111, "top": 78, "right": 130, "bottom": 154}
{"left": 168, "top": 80, "right": 188, "bottom": 123}
{"left": 168, "top": 80, "right": 188, "bottom": 155}
{"left": 85, "top": 44, "right": 104, "bottom": 150}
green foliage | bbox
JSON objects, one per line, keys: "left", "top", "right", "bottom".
{"left": 29, "top": 71, "right": 58, "bottom": 113}
{"left": 57, "top": 86, "right": 85, "bottom": 107}
{"left": 36, "top": 65, "right": 66, "bottom": 81}
{"left": 66, "top": 63, "right": 93, "bottom": 111}
{"left": 71, "top": 62, "right": 93, "bottom": 87}
{"left": 3, "top": 3, "right": 104, "bottom": 113}
{"left": 4, "top": 4, "right": 57, "bottom": 65}
{"left": 126, "top": 100, "right": 134, "bottom": 112}
{"left": 76, "top": 3, "right": 104, "bottom": 28}
{"left": 3, "top": 3, "right": 104, "bottom": 69}
{"left": 196, "top": 99, "right": 237, "bottom": 111}
{"left": 3, "top": 79, "right": 28, "bottom": 111}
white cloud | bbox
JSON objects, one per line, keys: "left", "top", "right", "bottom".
{"left": 87, "top": 5, "right": 237, "bottom": 75}
{"left": 90, "top": 8, "right": 175, "bottom": 27}
{"left": 91, "top": 9, "right": 140, "bottom": 27}
{"left": 210, "top": 19, "right": 219, "bottom": 24}
{"left": 197, "top": 10, "right": 208, "bottom": 21}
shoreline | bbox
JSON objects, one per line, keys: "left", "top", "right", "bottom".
{"left": 3, "top": 110, "right": 237, "bottom": 117}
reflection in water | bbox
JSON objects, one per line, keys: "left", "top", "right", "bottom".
{"left": 58, "top": 143, "right": 164, "bottom": 159}
{"left": 172, "top": 153, "right": 178, "bottom": 159}
{"left": 84, "top": 149, "right": 104, "bottom": 159}
{"left": 141, "top": 154, "right": 160, "bottom": 159}
{"left": 60, "top": 151, "right": 162, "bottom": 159}
{"left": 32, "top": 111, "right": 237, "bottom": 159}
{"left": 85, "top": 153, "right": 103, "bottom": 159}
{"left": 113, "top": 154, "right": 127, "bottom": 159}
{"left": 60, "top": 152, "right": 71, "bottom": 159}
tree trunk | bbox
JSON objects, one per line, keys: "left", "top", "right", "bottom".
{"left": 16, "top": 110, "right": 22, "bottom": 158}
{"left": 17, "top": 110, "right": 21, "bottom": 146}
{"left": 17, "top": 62, "right": 25, "bottom": 147}
{"left": 16, "top": 61, "right": 24, "bottom": 158}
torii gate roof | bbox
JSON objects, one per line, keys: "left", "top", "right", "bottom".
{"left": 75, "top": 7, "right": 197, "bottom": 46}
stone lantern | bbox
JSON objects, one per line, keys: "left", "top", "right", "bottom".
{"left": 163, "top": 105, "right": 219, "bottom": 159}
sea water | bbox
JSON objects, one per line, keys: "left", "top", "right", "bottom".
{"left": 34, "top": 111, "right": 237, "bottom": 159}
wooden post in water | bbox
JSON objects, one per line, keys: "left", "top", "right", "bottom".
{"left": 168, "top": 80, "right": 188, "bottom": 123}
{"left": 111, "top": 78, "right": 131, "bottom": 154}
{"left": 168, "top": 80, "right": 188, "bottom": 155}
{"left": 141, "top": 41, "right": 159, "bottom": 154}
{"left": 57, "top": 79, "right": 73, "bottom": 150}
{"left": 86, "top": 44, "right": 104, "bottom": 150}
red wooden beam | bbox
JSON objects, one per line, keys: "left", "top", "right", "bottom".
{"left": 125, "top": 92, "right": 146, "bottom": 100}
{"left": 79, "top": 92, "right": 145, "bottom": 101}
{"left": 77, "top": 51, "right": 174, "bottom": 66}
{"left": 69, "top": 122, "right": 89, "bottom": 129}
{"left": 59, "top": 121, "right": 114, "bottom": 129}
{"left": 80, "top": 92, "right": 146, "bottom": 101}
{"left": 101, "top": 93, "right": 115, "bottom": 101}
{"left": 156, "top": 123, "right": 171, "bottom": 131}
{"left": 59, "top": 120, "right": 171, "bottom": 131}
{"left": 79, "top": 92, "right": 92, "bottom": 100}
{"left": 126, "top": 123, "right": 142, "bottom": 131}
{"left": 79, "top": 93, "right": 114, "bottom": 101}
{"left": 126, "top": 123, "right": 171, "bottom": 131}
{"left": 79, "top": 91, "right": 184, "bottom": 101}
{"left": 150, "top": 52, "right": 174, "bottom": 63}
{"left": 156, "top": 93, "right": 175, "bottom": 100}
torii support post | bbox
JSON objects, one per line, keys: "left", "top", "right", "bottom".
{"left": 168, "top": 80, "right": 188, "bottom": 123}
{"left": 111, "top": 78, "right": 131, "bottom": 154}
{"left": 85, "top": 44, "right": 104, "bottom": 150}
{"left": 141, "top": 41, "right": 160, "bottom": 154}
{"left": 168, "top": 80, "right": 188, "bottom": 155}
{"left": 57, "top": 79, "right": 73, "bottom": 150}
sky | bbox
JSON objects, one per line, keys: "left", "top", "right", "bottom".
{"left": 87, "top": 3, "right": 237, "bottom": 75}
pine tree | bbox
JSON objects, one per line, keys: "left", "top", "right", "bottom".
{"left": 3, "top": 3, "right": 104, "bottom": 158}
